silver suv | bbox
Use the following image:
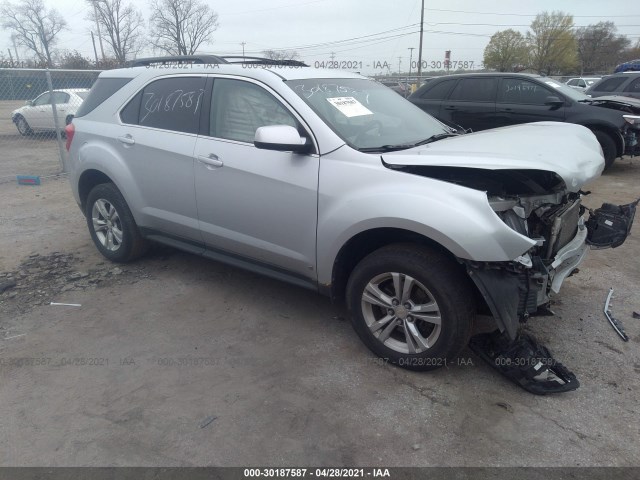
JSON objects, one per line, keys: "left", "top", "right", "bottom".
{"left": 65, "top": 56, "right": 632, "bottom": 371}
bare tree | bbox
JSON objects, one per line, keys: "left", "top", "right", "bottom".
{"left": 1, "top": 0, "right": 66, "bottom": 67}
{"left": 149, "top": 0, "right": 219, "bottom": 55}
{"left": 88, "top": 0, "right": 144, "bottom": 65}
{"left": 576, "top": 22, "right": 630, "bottom": 74}
{"left": 262, "top": 50, "right": 300, "bottom": 61}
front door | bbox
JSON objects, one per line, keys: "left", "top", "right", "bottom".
{"left": 193, "top": 78, "right": 319, "bottom": 281}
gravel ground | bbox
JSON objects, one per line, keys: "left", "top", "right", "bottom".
{"left": 0, "top": 152, "right": 639, "bottom": 467}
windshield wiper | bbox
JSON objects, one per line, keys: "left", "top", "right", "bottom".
{"left": 357, "top": 133, "right": 458, "bottom": 153}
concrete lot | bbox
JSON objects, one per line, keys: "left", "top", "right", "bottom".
{"left": 0, "top": 134, "right": 639, "bottom": 466}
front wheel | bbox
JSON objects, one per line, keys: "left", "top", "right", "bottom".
{"left": 85, "top": 183, "right": 148, "bottom": 262}
{"left": 15, "top": 115, "right": 32, "bottom": 136}
{"left": 346, "top": 244, "right": 475, "bottom": 371}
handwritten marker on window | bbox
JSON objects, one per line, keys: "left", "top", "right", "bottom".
{"left": 50, "top": 302, "right": 82, "bottom": 307}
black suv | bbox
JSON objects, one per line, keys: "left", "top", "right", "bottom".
{"left": 409, "top": 73, "right": 638, "bottom": 168}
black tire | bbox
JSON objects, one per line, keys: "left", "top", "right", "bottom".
{"left": 15, "top": 115, "right": 32, "bottom": 136}
{"left": 346, "top": 244, "right": 475, "bottom": 371}
{"left": 85, "top": 183, "right": 148, "bottom": 263}
{"left": 592, "top": 130, "right": 617, "bottom": 170}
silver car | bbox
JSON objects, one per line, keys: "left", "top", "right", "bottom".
{"left": 12, "top": 88, "right": 89, "bottom": 135}
{"left": 65, "top": 58, "right": 630, "bottom": 371}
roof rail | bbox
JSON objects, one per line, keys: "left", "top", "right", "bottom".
{"left": 125, "top": 55, "right": 229, "bottom": 67}
{"left": 221, "top": 56, "right": 308, "bottom": 67}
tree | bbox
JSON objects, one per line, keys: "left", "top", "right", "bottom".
{"left": 88, "top": 0, "right": 144, "bottom": 65}
{"left": 576, "top": 22, "right": 630, "bottom": 74}
{"left": 483, "top": 29, "right": 528, "bottom": 72}
{"left": 58, "top": 50, "right": 93, "bottom": 69}
{"left": 149, "top": 0, "right": 219, "bottom": 55}
{"left": 1, "top": 0, "right": 66, "bottom": 67}
{"left": 262, "top": 50, "right": 300, "bottom": 61}
{"left": 620, "top": 39, "right": 640, "bottom": 64}
{"left": 527, "top": 11, "right": 577, "bottom": 75}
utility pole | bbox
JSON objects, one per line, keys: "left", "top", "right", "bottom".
{"left": 91, "top": 32, "right": 99, "bottom": 66}
{"left": 241, "top": 41, "right": 246, "bottom": 60}
{"left": 330, "top": 52, "right": 336, "bottom": 62}
{"left": 92, "top": 0, "right": 106, "bottom": 62}
{"left": 11, "top": 35, "right": 20, "bottom": 63}
{"left": 417, "top": 0, "right": 424, "bottom": 79}
{"left": 398, "top": 56, "right": 402, "bottom": 75}
{"left": 408, "top": 47, "right": 415, "bottom": 76}
{"left": 7, "top": 48, "right": 14, "bottom": 67}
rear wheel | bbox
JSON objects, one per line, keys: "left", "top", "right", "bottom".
{"left": 346, "top": 244, "right": 475, "bottom": 371}
{"left": 85, "top": 183, "right": 148, "bottom": 263}
{"left": 15, "top": 115, "right": 32, "bottom": 136}
{"left": 592, "top": 130, "right": 617, "bottom": 170}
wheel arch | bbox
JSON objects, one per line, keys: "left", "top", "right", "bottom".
{"left": 327, "top": 227, "right": 478, "bottom": 305}
{"left": 582, "top": 122, "right": 624, "bottom": 158}
{"left": 78, "top": 169, "right": 116, "bottom": 212}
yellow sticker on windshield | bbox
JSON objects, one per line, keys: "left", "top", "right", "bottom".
{"left": 326, "top": 96, "right": 373, "bottom": 117}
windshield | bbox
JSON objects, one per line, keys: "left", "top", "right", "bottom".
{"left": 285, "top": 78, "right": 448, "bottom": 151}
{"left": 540, "top": 77, "right": 590, "bottom": 101}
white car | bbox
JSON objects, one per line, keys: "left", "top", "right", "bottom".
{"left": 11, "top": 88, "right": 89, "bottom": 135}
{"left": 565, "top": 77, "right": 600, "bottom": 92}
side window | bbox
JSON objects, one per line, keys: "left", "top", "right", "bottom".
{"left": 499, "top": 79, "right": 554, "bottom": 105}
{"left": 578, "top": 79, "right": 586, "bottom": 88}
{"left": 420, "top": 79, "right": 457, "bottom": 100}
{"left": 51, "top": 92, "right": 70, "bottom": 104}
{"left": 448, "top": 78, "right": 497, "bottom": 102}
{"left": 120, "top": 76, "right": 206, "bottom": 134}
{"left": 210, "top": 79, "right": 298, "bottom": 143}
{"left": 624, "top": 77, "right": 640, "bottom": 93}
{"left": 567, "top": 79, "right": 578, "bottom": 86}
{"left": 33, "top": 93, "right": 51, "bottom": 106}
{"left": 593, "top": 77, "right": 627, "bottom": 92}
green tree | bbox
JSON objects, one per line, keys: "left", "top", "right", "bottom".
{"left": 483, "top": 29, "right": 528, "bottom": 72}
{"left": 576, "top": 22, "right": 630, "bottom": 74}
{"left": 527, "top": 11, "right": 577, "bottom": 75}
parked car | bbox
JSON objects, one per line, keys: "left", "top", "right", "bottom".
{"left": 565, "top": 77, "right": 600, "bottom": 92}
{"left": 614, "top": 59, "right": 640, "bottom": 73}
{"left": 585, "top": 72, "right": 640, "bottom": 99}
{"left": 380, "top": 80, "right": 410, "bottom": 97}
{"left": 11, "top": 88, "right": 89, "bottom": 135}
{"left": 65, "top": 57, "right": 634, "bottom": 374}
{"left": 408, "top": 72, "right": 640, "bottom": 168}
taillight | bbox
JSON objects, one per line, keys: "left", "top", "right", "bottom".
{"left": 65, "top": 123, "right": 75, "bottom": 151}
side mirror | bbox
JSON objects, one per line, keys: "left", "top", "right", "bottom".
{"left": 25, "top": 100, "right": 33, "bottom": 106}
{"left": 254, "top": 125, "right": 311, "bottom": 153}
{"left": 545, "top": 96, "right": 564, "bottom": 108}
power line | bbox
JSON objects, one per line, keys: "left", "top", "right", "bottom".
{"left": 425, "top": 7, "right": 640, "bottom": 18}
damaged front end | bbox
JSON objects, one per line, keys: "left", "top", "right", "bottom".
{"left": 469, "top": 174, "right": 637, "bottom": 339}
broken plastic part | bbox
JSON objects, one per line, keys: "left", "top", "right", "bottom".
{"left": 586, "top": 198, "right": 639, "bottom": 249}
{"left": 604, "top": 288, "right": 630, "bottom": 342}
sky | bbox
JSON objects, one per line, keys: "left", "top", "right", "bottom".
{"left": 1, "top": 0, "right": 637, "bottom": 74}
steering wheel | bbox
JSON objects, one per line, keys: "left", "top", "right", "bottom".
{"left": 354, "top": 120, "right": 384, "bottom": 144}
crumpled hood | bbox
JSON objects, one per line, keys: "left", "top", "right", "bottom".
{"left": 590, "top": 95, "right": 640, "bottom": 111}
{"left": 383, "top": 122, "right": 604, "bottom": 191}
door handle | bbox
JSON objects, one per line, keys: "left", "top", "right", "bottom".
{"left": 117, "top": 134, "right": 135, "bottom": 145}
{"left": 198, "top": 154, "right": 224, "bottom": 168}
{"left": 498, "top": 108, "right": 513, "bottom": 112}
{"left": 443, "top": 106, "right": 457, "bottom": 110}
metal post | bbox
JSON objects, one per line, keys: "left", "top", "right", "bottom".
{"left": 91, "top": 32, "right": 100, "bottom": 66}
{"left": 417, "top": 0, "right": 424, "bottom": 79}
{"left": 46, "top": 69, "right": 67, "bottom": 172}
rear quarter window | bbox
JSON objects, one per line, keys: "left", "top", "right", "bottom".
{"left": 75, "top": 78, "right": 132, "bottom": 117}
{"left": 592, "top": 77, "right": 627, "bottom": 93}
{"left": 419, "top": 79, "right": 457, "bottom": 99}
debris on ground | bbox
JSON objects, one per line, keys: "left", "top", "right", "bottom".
{"left": 604, "top": 288, "right": 630, "bottom": 342}
{"left": 199, "top": 415, "right": 217, "bottom": 429}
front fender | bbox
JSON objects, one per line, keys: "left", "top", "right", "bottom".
{"left": 316, "top": 152, "right": 536, "bottom": 285}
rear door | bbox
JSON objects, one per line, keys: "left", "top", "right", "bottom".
{"left": 117, "top": 75, "right": 206, "bottom": 241}
{"left": 441, "top": 77, "right": 498, "bottom": 131}
{"left": 496, "top": 77, "right": 565, "bottom": 126}
{"left": 623, "top": 77, "right": 640, "bottom": 99}
{"left": 193, "top": 77, "right": 319, "bottom": 280}
{"left": 410, "top": 78, "right": 457, "bottom": 119}
{"left": 28, "top": 92, "right": 52, "bottom": 129}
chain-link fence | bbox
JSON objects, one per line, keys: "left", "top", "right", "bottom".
{"left": 0, "top": 68, "right": 101, "bottom": 183}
